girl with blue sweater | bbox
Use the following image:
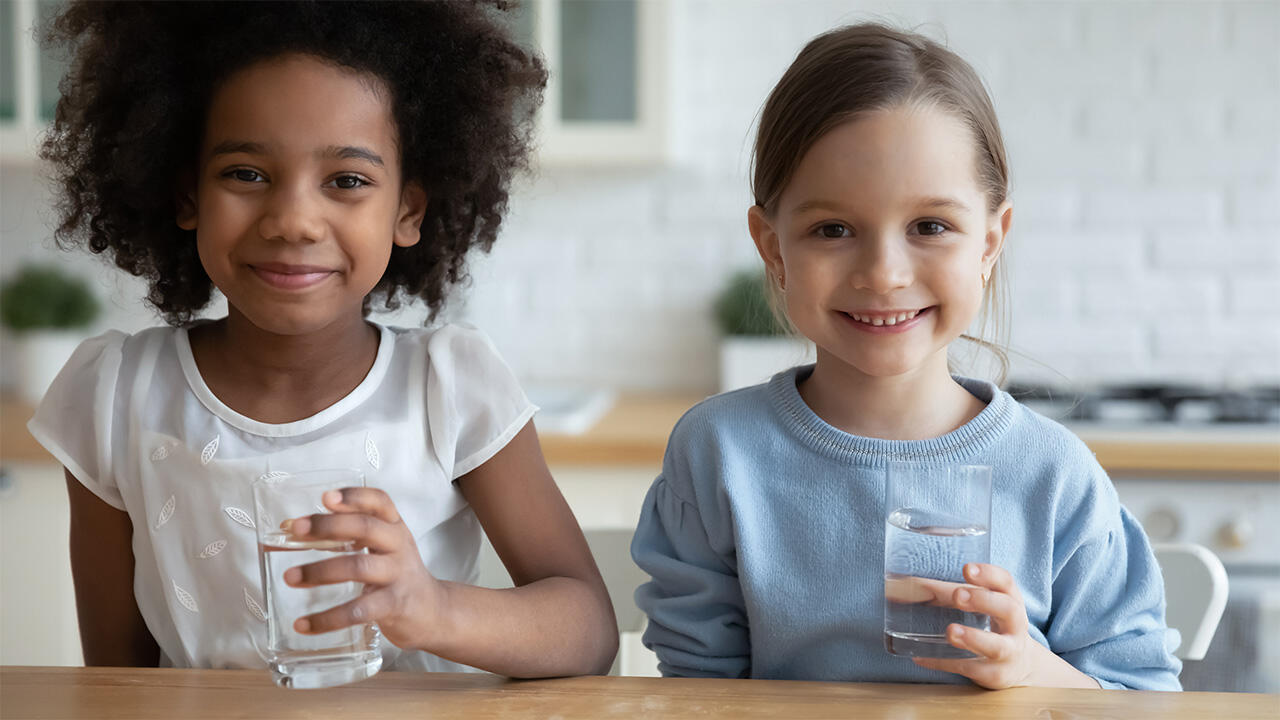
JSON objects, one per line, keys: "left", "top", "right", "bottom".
{"left": 631, "top": 23, "right": 1181, "bottom": 690}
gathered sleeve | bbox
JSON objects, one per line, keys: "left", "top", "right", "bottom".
{"left": 423, "top": 324, "right": 537, "bottom": 480}
{"left": 631, "top": 456, "right": 751, "bottom": 678}
{"left": 1047, "top": 481, "right": 1183, "bottom": 690}
{"left": 26, "top": 331, "right": 128, "bottom": 510}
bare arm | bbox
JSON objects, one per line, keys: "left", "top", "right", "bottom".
{"left": 437, "top": 421, "right": 619, "bottom": 676}
{"left": 64, "top": 469, "right": 159, "bottom": 666}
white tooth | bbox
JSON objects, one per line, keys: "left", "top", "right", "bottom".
{"left": 855, "top": 315, "right": 868, "bottom": 323}
{"left": 884, "top": 315, "right": 898, "bottom": 326}
{"left": 906, "top": 310, "right": 918, "bottom": 319}
{"left": 895, "top": 312, "right": 908, "bottom": 323}
{"left": 872, "top": 317, "right": 884, "bottom": 326}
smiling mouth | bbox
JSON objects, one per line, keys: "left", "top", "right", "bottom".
{"left": 250, "top": 264, "right": 336, "bottom": 290}
{"left": 842, "top": 308, "right": 927, "bottom": 327}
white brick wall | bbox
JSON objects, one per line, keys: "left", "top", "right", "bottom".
{"left": 2, "top": 0, "right": 1277, "bottom": 393}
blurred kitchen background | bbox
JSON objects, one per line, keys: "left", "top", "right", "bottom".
{"left": 2, "top": 0, "right": 1277, "bottom": 690}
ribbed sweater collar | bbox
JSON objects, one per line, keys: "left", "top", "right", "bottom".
{"left": 768, "top": 365, "right": 1018, "bottom": 467}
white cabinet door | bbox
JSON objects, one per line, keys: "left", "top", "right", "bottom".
{"left": 0, "top": 462, "right": 82, "bottom": 666}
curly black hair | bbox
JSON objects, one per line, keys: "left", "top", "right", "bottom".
{"left": 40, "top": 0, "right": 546, "bottom": 324}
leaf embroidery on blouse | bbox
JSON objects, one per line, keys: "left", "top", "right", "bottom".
{"left": 256, "top": 504, "right": 276, "bottom": 532}
{"left": 200, "top": 435, "right": 220, "bottom": 465}
{"left": 150, "top": 444, "right": 173, "bottom": 462}
{"left": 155, "top": 495, "right": 176, "bottom": 529}
{"left": 258, "top": 471, "right": 289, "bottom": 483}
{"left": 365, "top": 434, "right": 381, "bottom": 470}
{"left": 198, "top": 540, "right": 227, "bottom": 559}
{"left": 224, "top": 506, "right": 255, "bottom": 529}
{"left": 244, "top": 588, "right": 267, "bottom": 622}
{"left": 173, "top": 580, "right": 199, "bottom": 613}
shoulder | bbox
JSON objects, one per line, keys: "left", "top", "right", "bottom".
{"left": 668, "top": 380, "right": 777, "bottom": 451}
{"left": 56, "top": 325, "right": 179, "bottom": 381}
{"left": 386, "top": 322, "right": 504, "bottom": 363}
{"left": 659, "top": 380, "right": 781, "bottom": 500}
{"left": 979, "top": 382, "right": 1121, "bottom": 537}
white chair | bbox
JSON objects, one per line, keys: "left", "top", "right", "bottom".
{"left": 1153, "top": 542, "right": 1229, "bottom": 661}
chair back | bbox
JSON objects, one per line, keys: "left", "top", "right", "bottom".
{"left": 1153, "top": 542, "right": 1229, "bottom": 661}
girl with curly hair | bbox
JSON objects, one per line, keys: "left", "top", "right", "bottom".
{"left": 28, "top": 1, "right": 618, "bottom": 679}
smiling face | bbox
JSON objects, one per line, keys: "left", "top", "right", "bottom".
{"left": 179, "top": 53, "right": 426, "bottom": 337}
{"left": 749, "top": 103, "right": 1010, "bottom": 383}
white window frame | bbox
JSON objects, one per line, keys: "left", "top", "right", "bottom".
{"left": 530, "top": 0, "right": 667, "bottom": 166}
{"left": 0, "top": 0, "right": 42, "bottom": 163}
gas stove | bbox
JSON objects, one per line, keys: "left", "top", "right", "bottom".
{"left": 1004, "top": 382, "right": 1280, "bottom": 430}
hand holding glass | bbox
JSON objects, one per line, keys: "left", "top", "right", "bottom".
{"left": 253, "top": 469, "right": 381, "bottom": 688}
{"left": 883, "top": 462, "right": 992, "bottom": 659}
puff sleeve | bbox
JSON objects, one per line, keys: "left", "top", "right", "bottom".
{"left": 26, "top": 331, "right": 128, "bottom": 510}
{"left": 631, "top": 439, "right": 751, "bottom": 678}
{"left": 424, "top": 324, "right": 537, "bottom": 479}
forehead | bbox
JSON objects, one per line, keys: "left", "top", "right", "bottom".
{"left": 779, "top": 105, "right": 983, "bottom": 211}
{"left": 202, "top": 54, "right": 398, "bottom": 158}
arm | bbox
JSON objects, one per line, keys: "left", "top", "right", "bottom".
{"left": 282, "top": 422, "right": 618, "bottom": 677}
{"left": 429, "top": 420, "right": 618, "bottom": 676}
{"left": 631, "top": 473, "right": 751, "bottom": 678}
{"left": 1045, "top": 507, "right": 1183, "bottom": 690}
{"left": 64, "top": 469, "right": 159, "bottom": 666}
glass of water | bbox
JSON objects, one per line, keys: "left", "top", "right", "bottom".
{"left": 883, "top": 462, "right": 992, "bottom": 659}
{"left": 253, "top": 469, "right": 382, "bottom": 688}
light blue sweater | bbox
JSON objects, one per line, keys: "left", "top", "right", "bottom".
{"left": 631, "top": 367, "right": 1182, "bottom": 690}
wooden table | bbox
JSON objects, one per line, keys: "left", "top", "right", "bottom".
{"left": 2, "top": 667, "right": 1277, "bottom": 719}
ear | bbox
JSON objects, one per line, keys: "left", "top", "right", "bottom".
{"left": 393, "top": 182, "right": 429, "bottom": 248}
{"left": 982, "top": 201, "right": 1012, "bottom": 274}
{"left": 748, "top": 204, "right": 784, "bottom": 281}
{"left": 175, "top": 171, "right": 198, "bottom": 231}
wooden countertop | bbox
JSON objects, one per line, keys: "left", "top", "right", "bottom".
{"left": 4, "top": 667, "right": 1277, "bottom": 720}
{"left": 544, "top": 394, "right": 1280, "bottom": 475}
{"left": 4, "top": 395, "right": 1278, "bottom": 475}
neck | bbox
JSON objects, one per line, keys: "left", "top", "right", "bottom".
{"left": 188, "top": 309, "right": 380, "bottom": 423}
{"left": 797, "top": 349, "right": 984, "bottom": 441}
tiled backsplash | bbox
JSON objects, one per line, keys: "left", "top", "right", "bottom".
{"left": 2, "top": 0, "right": 1277, "bottom": 393}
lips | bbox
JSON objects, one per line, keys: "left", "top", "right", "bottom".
{"left": 249, "top": 262, "right": 336, "bottom": 290}
{"left": 840, "top": 306, "right": 933, "bottom": 333}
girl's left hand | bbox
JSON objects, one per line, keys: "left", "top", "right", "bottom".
{"left": 281, "top": 487, "right": 446, "bottom": 651}
{"left": 911, "top": 562, "right": 1093, "bottom": 689}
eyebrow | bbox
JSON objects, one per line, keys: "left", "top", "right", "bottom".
{"left": 208, "top": 141, "right": 385, "bottom": 168}
{"left": 792, "top": 196, "right": 972, "bottom": 214}
{"left": 323, "top": 145, "right": 385, "bottom": 168}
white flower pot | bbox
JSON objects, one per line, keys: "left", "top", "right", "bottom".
{"left": 718, "top": 336, "right": 815, "bottom": 393}
{"left": 9, "top": 330, "right": 85, "bottom": 406}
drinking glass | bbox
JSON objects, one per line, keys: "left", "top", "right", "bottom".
{"left": 253, "top": 469, "right": 382, "bottom": 688}
{"left": 883, "top": 462, "right": 992, "bottom": 659}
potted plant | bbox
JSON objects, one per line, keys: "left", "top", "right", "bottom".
{"left": 713, "top": 269, "right": 813, "bottom": 392}
{"left": 1, "top": 265, "right": 101, "bottom": 405}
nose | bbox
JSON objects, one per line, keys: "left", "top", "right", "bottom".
{"left": 849, "top": 233, "right": 913, "bottom": 294}
{"left": 257, "top": 182, "right": 325, "bottom": 244}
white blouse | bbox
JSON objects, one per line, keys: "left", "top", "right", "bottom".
{"left": 29, "top": 322, "right": 536, "bottom": 672}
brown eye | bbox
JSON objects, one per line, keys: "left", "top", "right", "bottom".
{"left": 819, "top": 223, "right": 849, "bottom": 238}
{"left": 333, "top": 175, "right": 367, "bottom": 190}
{"left": 916, "top": 221, "right": 946, "bottom": 236}
{"left": 230, "top": 169, "right": 263, "bottom": 183}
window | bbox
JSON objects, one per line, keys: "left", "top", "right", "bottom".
{"left": 516, "top": 0, "right": 667, "bottom": 165}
